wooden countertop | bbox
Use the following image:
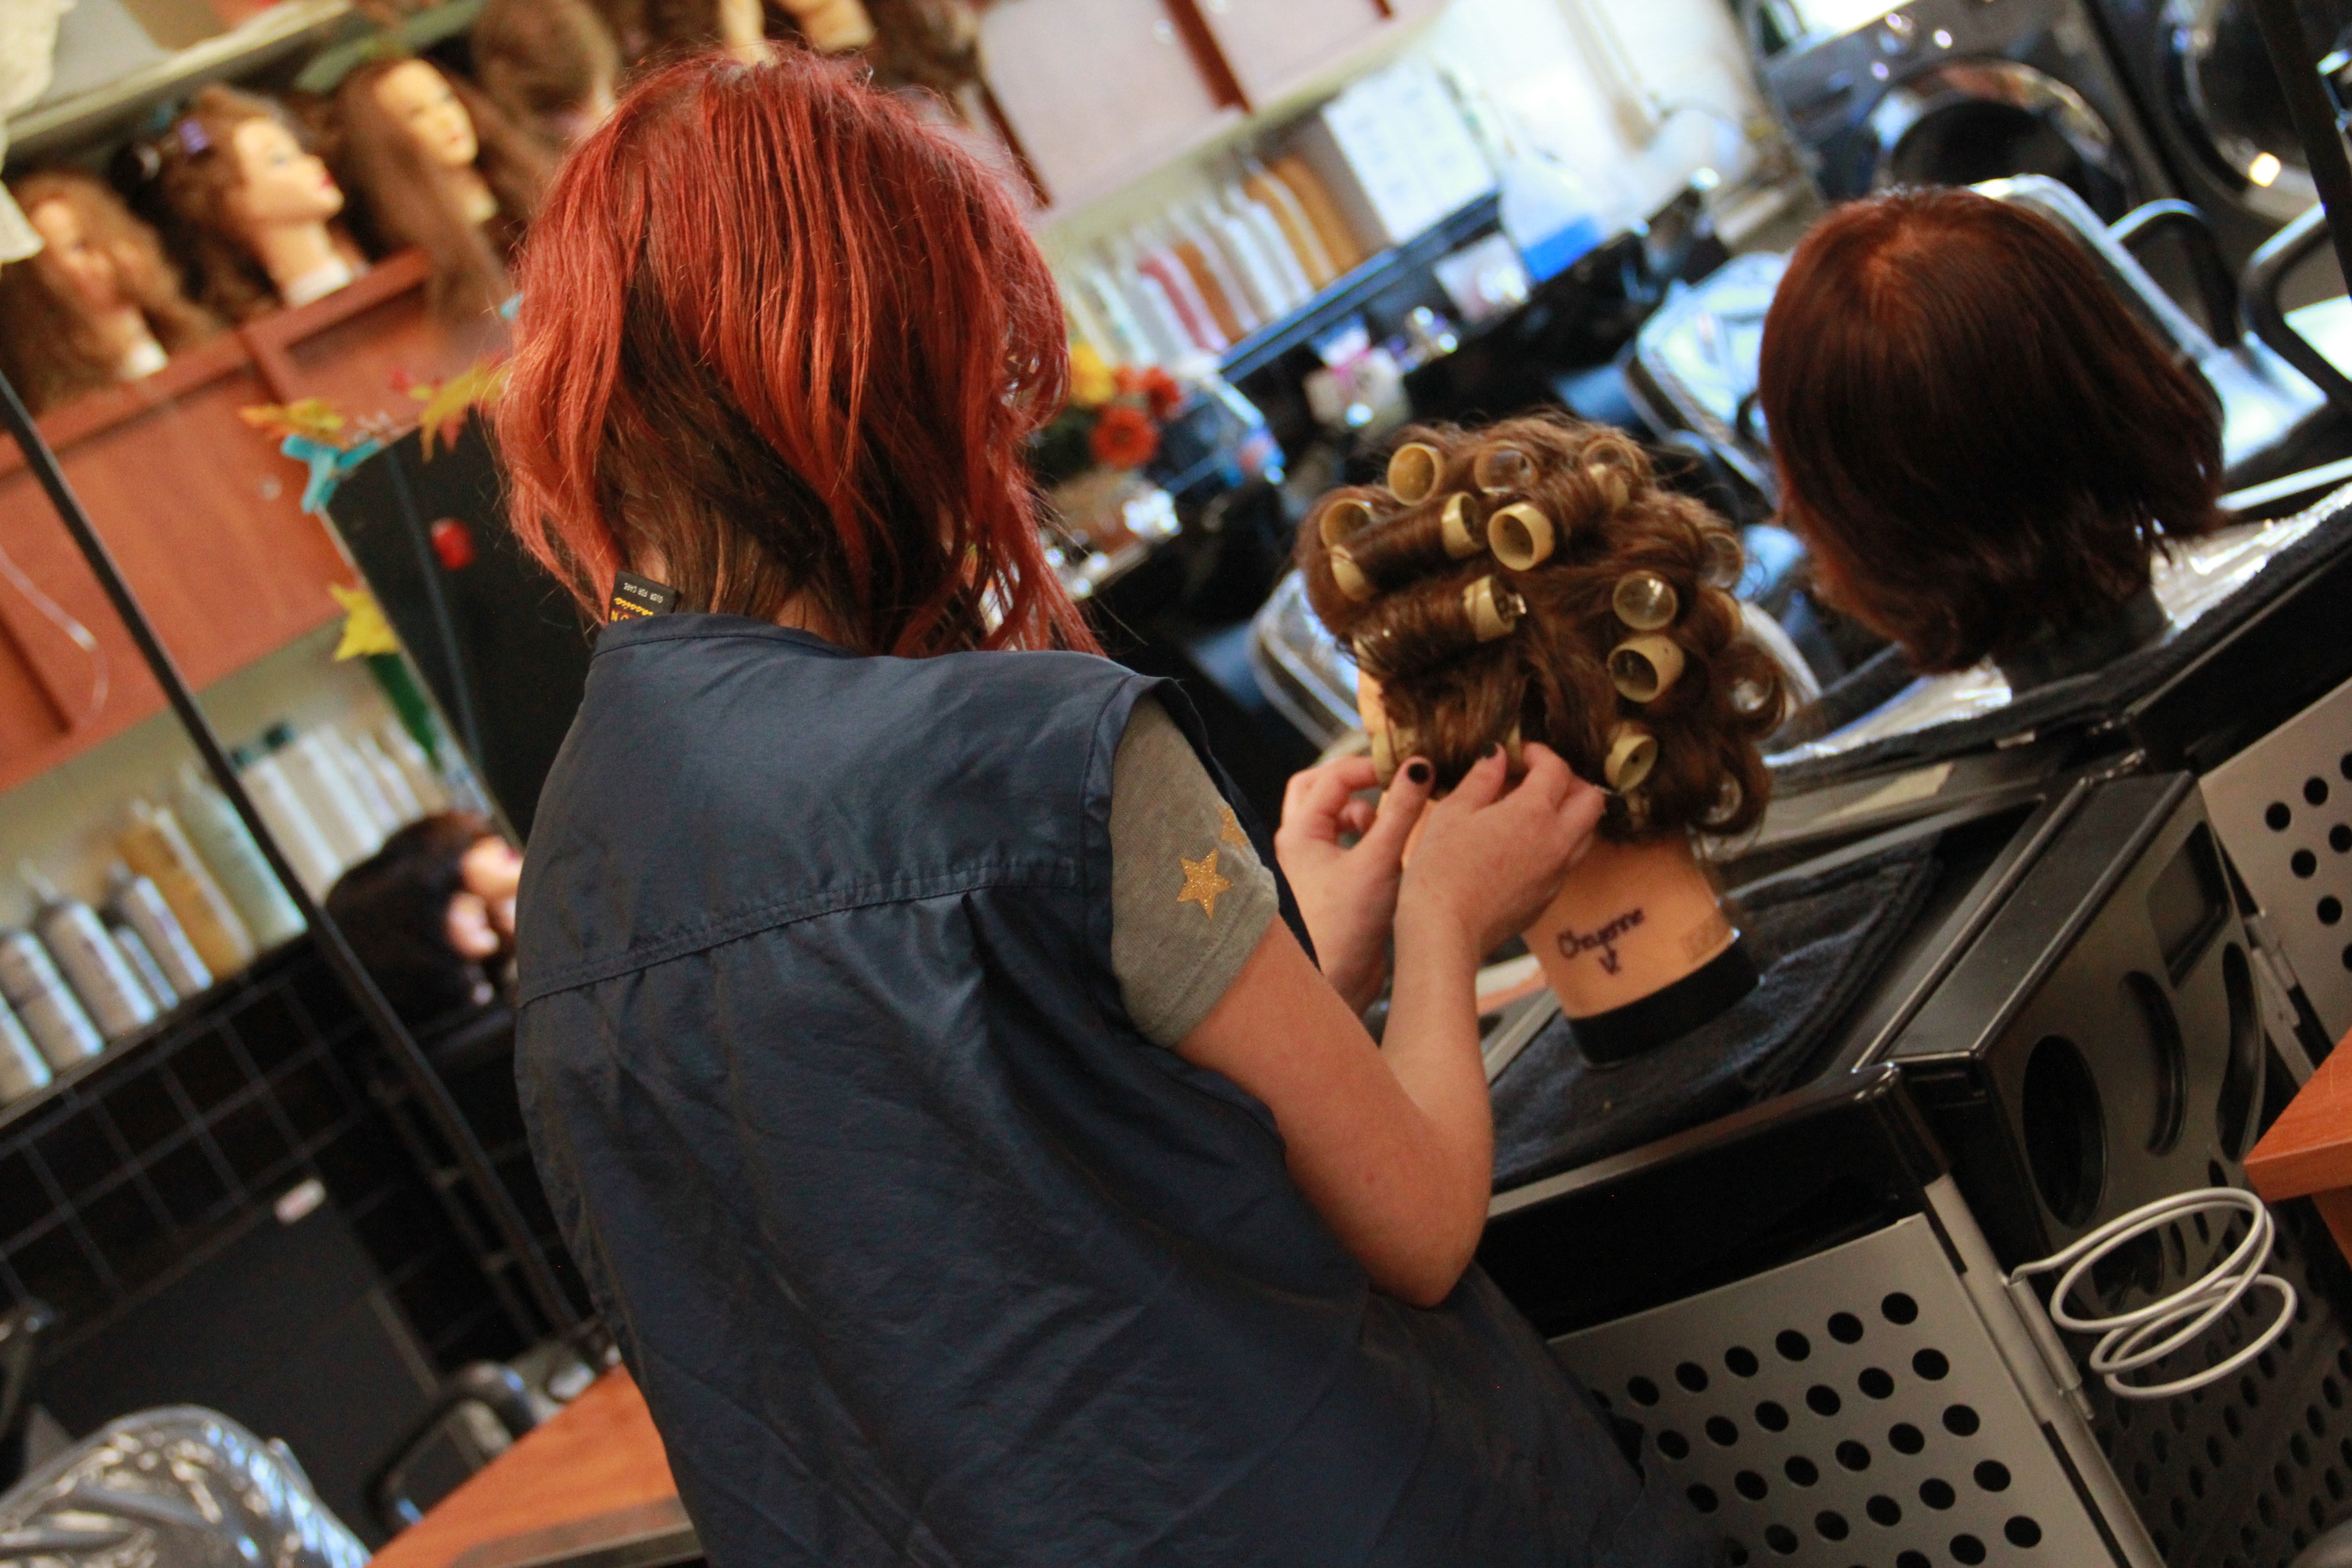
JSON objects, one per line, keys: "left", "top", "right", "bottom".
{"left": 2247, "top": 1028, "right": 2352, "bottom": 1202}
{"left": 371, "top": 1369, "right": 684, "bottom": 1568}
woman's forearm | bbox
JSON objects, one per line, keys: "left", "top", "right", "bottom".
{"left": 1374, "top": 905, "right": 1499, "bottom": 1300}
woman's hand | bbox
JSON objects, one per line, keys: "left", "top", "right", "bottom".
{"left": 1397, "top": 745, "right": 1605, "bottom": 960}
{"left": 1274, "top": 754, "right": 1435, "bottom": 1014}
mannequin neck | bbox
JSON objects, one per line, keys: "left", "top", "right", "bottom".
{"left": 1523, "top": 833, "right": 1737, "bottom": 1020}
{"left": 245, "top": 219, "right": 344, "bottom": 303}
{"left": 87, "top": 302, "right": 161, "bottom": 370}
{"left": 451, "top": 166, "right": 499, "bottom": 229}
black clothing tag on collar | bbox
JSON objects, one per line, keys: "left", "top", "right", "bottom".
{"left": 610, "top": 572, "right": 677, "bottom": 621}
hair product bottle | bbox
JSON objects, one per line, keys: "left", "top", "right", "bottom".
{"left": 108, "top": 923, "right": 176, "bottom": 1011}
{"left": 172, "top": 764, "right": 309, "bottom": 949}
{"left": 228, "top": 743, "right": 345, "bottom": 898}
{"left": 351, "top": 729, "right": 424, "bottom": 824}
{"left": 271, "top": 724, "right": 382, "bottom": 866}
{"left": 0, "top": 929, "right": 103, "bottom": 1069}
{"left": 0, "top": 998, "right": 54, "bottom": 1103}
{"left": 373, "top": 719, "right": 451, "bottom": 814}
{"left": 107, "top": 862, "right": 212, "bottom": 998}
{"left": 21, "top": 864, "right": 156, "bottom": 1042}
{"left": 119, "top": 800, "right": 257, "bottom": 977}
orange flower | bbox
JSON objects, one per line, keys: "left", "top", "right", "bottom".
{"left": 1140, "top": 367, "right": 1183, "bottom": 421}
{"left": 1089, "top": 403, "right": 1159, "bottom": 470}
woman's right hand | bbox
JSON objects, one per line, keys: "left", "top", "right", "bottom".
{"left": 1397, "top": 744, "right": 1605, "bottom": 960}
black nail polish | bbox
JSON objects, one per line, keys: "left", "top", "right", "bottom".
{"left": 1405, "top": 760, "right": 1431, "bottom": 786}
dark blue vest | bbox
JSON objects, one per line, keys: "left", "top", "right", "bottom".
{"left": 514, "top": 615, "right": 1713, "bottom": 1568}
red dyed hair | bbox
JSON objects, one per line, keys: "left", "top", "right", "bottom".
{"left": 498, "top": 49, "right": 1095, "bottom": 656}
{"left": 1759, "top": 187, "right": 2222, "bottom": 672}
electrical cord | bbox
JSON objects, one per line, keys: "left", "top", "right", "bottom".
{"left": 2009, "top": 1187, "right": 2296, "bottom": 1400}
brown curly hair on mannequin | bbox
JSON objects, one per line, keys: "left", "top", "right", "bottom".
{"left": 861, "top": 0, "right": 979, "bottom": 97}
{"left": 155, "top": 85, "right": 349, "bottom": 323}
{"left": 1296, "top": 412, "right": 1782, "bottom": 844}
{"left": 472, "top": 0, "right": 623, "bottom": 148}
{"left": 331, "top": 58, "right": 553, "bottom": 321}
{"left": 0, "top": 170, "right": 223, "bottom": 415}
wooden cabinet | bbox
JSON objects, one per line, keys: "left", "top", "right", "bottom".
{"left": 0, "top": 250, "right": 480, "bottom": 795}
{"left": 982, "top": 0, "right": 1243, "bottom": 209}
{"left": 1188, "top": 0, "right": 1386, "bottom": 109}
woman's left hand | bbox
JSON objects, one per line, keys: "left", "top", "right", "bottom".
{"left": 1274, "top": 754, "right": 1434, "bottom": 1014}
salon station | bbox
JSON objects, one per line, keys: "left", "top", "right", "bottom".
{"left": 6, "top": 0, "right": 2352, "bottom": 1562}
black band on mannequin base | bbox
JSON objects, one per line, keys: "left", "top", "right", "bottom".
{"left": 1570, "top": 938, "right": 1761, "bottom": 1064}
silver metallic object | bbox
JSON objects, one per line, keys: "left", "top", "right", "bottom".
{"left": 0, "top": 1407, "right": 369, "bottom": 1568}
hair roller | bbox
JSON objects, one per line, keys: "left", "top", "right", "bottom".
{"left": 1387, "top": 442, "right": 1443, "bottom": 504}
{"left": 1330, "top": 546, "right": 1373, "bottom": 602}
{"left": 1440, "top": 494, "right": 1485, "bottom": 559}
{"left": 1487, "top": 503, "right": 1556, "bottom": 570}
{"left": 1317, "top": 494, "right": 1375, "bottom": 548}
{"left": 1608, "top": 635, "right": 1685, "bottom": 703}
{"left": 1700, "top": 528, "right": 1744, "bottom": 589}
{"left": 1463, "top": 575, "right": 1522, "bottom": 641}
{"left": 1472, "top": 445, "right": 1536, "bottom": 496}
{"left": 1580, "top": 431, "right": 1645, "bottom": 510}
{"left": 1612, "top": 571, "right": 1680, "bottom": 630}
{"left": 1369, "top": 723, "right": 1417, "bottom": 786}
{"left": 1603, "top": 723, "right": 1657, "bottom": 792}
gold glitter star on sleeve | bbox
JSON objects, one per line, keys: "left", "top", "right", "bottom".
{"left": 1217, "top": 805, "right": 1250, "bottom": 851}
{"left": 1177, "top": 850, "right": 1234, "bottom": 920}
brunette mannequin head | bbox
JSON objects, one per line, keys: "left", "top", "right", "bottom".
{"left": 1298, "top": 413, "right": 1781, "bottom": 845}
{"left": 1759, "top": 187, "right": 2225, "bottom": 673}
{"left": 597, "top": 0, "right": 872, "bottom": 67}
{"left": 472, "top": 0, "right": 623, "bottom": 148}
{"left": 0, "top": 169, "right": 222, "bottom": 413}
{"left": 332, "top": 57, "right": 553, "bottom": 319}
{"left": 156, "top": 85, "right": 353, "bottom": 321}
{"left": 861, "top": 0, "right": 978, "bottom": 95}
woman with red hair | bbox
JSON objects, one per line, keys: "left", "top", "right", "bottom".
{"left": 1758, "top": 186, "right": 2224, "bottom": 685}
{"left": 500, "top": 50, "right": 1709, "bottom": 1568}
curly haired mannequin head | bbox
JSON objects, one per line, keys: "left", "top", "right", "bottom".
{"left": 0, "top": 169, "right": 221, "bottom": 415}
{"left": 1298, "top": 412, "right": 1785, "bottom": 1045}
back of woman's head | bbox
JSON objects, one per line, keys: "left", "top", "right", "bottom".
{"left": 1758, "top": 186, "right": 2223, "bottom": 672}
{"left": 499, "top": 49, "right": 1093, "bottom": 656}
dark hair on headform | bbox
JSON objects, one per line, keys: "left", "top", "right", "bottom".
{"left": 325, "top": 811, "right": 499, "bottom": 1028}
{"left": 1296, "top": 413, "right": 1782, "bottom": 843}
{"left": 1758, "top": 186, "right": 2224, "bottom": 673}
{"left": 498, "top": 51, "right": 1094, "bottom": 656}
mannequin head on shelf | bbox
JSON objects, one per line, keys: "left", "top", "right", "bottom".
{"left": 325, "top": 811, "right": 523, "bottom": 1028}
{"left": 1298, "top": 413, "right": 1784, "bottom": 1043}
{"left": 861, "top": 0, "right": 979, "bottom": 97}
{"left": 597, "top": 0, "right": 872, "bottom": 67}
{"left": 1759, "top": 186, "right": 2225, "bottom": 677}
{"left": 0, "top": 169, "right": 223, "bottom": 414}
{"left": 155, "top": 84, "right": 357, "bottom": 321}
{"left": 332, "top": 57, "right": 553, "bottom": 320}
{"left": 472, "top": 0, "right": 624, "bottom": 148}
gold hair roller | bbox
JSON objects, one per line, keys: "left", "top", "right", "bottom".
{"left": 1462, "top": 576, "right": 1522, "bottom": 641}
{"left": 1387, "top": 442, "right": 1442, "bottom": 504}
{"left": 1317, "top": 495, "right": 1373, "bottom": 548}
{"left": 1588, "top": 460, "right": 1632, "bottom": 511}
{"left": 1612, "top": 571, "right": 1680, "bottom": 631}
{"left": 1603, "top": 723, "right": 1657, "bottom": 793}
{"left": 1608, "top": 636, "right": 1686, "bottom": 703}
{"left": 1472, "top": 445, "right": 1534, "bottom": 496}
{"left": 1330, "top": 546, "right": 1373, "bottom": 602}
{"left": 1487, "top": 503, "right": 1556, "bottom": 570}
{"left": 1440, "top": 493, "right": 1484, "bottom": 559}
{"left": 1369, "top": 724, "right": 1417, "bottom": 787}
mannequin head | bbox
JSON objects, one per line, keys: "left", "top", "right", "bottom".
{"left": 597, "top": 0, "right": 874, "bottom": 66}
{"left": 326, "top": 812, "right": 522, "bottom": 1026}
{"left": 1299, "top": 414, "right": 1780, "bottom": 844}
{"left": 0, "top": 169, "right": 222, "bottom": 413}
{"left": 472, "top": 0, "right": 623, "bottom": 148}
{"left": 333, "top": 58, "right": 552, "bottom": 319}
{"left": 156, "top": 85, "right": 349, "bottom": 320}
{"left": 1759, "top": 187, "right": 2224, "bottom": 673}
{"left": 862, "top": 0, "right": 979, "bottom": 95}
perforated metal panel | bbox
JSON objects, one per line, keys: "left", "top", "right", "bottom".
{"left": 1553, "top": 1210, "right": 2146, "bottom": 1567}
{"left": 2083, "top": 1201, "right": 2352, "bottom": 1568}
{"left": 2200, "top": 671, "right": 2352, "bottom": 1039}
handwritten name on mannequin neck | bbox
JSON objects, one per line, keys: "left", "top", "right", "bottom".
{"left": 1522, "top": 832, "right": 1734, "bottom": 1019}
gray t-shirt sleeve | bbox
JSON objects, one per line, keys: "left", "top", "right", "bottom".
{"left": 1109, "top": 696, "right": 1279, "bottom": 1047}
